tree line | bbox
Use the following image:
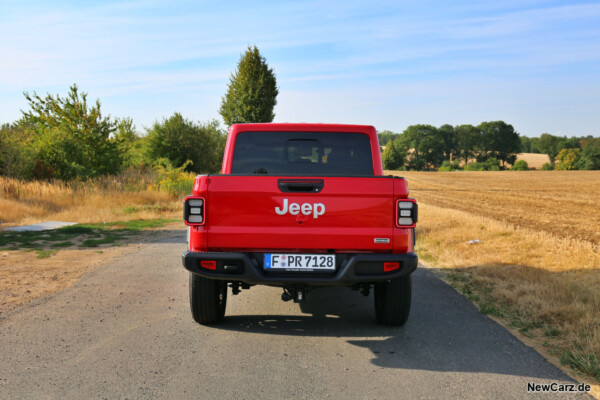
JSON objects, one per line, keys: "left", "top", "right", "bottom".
{"left": 0, "top": 87, "right": 227, "bottom": 180}
{"left": 0, "top": 46, "right": 278, "bottom": 180}
{"left": 380, "top": 124, "right": 600, "bottom": 171}
{"left": 520, "top": 134, "right": 600, "bottom": 170}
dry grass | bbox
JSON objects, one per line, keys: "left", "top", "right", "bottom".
{"left": 0, "top": 172, "right": 187, "bottom": 316}
{"left": 516, "top": 152, "right": 550, "bottom": 169}
{"left": 0, "top": 173, "right": 182, "bottom": 229}
{"left": 394, "top": 170, "right": 600, "bottom": 387}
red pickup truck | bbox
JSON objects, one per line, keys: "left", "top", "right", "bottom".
{"left": 182, "top": 123, "right": 418, "bottom": 326}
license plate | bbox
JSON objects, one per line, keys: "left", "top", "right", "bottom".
{"left": 264, "top": 254, "right": 336, "bottom": 271}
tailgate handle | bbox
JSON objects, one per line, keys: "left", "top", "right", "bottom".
{"left": 278, "top": 179, "right": 324, "bottom": 193}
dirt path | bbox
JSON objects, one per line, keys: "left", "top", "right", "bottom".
{"left": 0, "top": 223, "right": 182, "bottom": 315}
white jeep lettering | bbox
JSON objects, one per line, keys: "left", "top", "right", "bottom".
{"left": 301, "top": 203, "right": 312, "bottom": 215}
{"left": 313, "top": 203, "right": 325, "bottom": 218}
{"left": 274, "top": 198, "right": 289, "bottom": 215}
{"left": 275, "top": 199, "right": 326, "bottom": 219}
{"left": 289, "top": 203, "right": 300, "bottom": 215}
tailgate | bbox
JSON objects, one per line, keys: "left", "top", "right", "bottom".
{"left": 205, "top": 176, "right": 394, "bottom": 252}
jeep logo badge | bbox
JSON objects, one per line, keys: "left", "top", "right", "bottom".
{"left": 275, "top": 199, "right": 325, "bottom": 219}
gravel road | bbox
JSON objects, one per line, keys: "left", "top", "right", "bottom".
{"left": 0, "top": 230, "right": 592, "bottom": 399}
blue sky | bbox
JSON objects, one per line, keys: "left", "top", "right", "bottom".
{"left": 1, "top": 0, "right": 599, "bottom": 137}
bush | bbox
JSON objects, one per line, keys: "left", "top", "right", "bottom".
{"left": 511, "top": 160, "right": 529, "bottom": 171}
{"left": 438, "top": 160, "right": 461, "bottom": 172}
{"left": 152, "top": 158, "right": 196, "bottom": 198}
{"left": 0, "top": 124, "right": 36, "bottom": 179}
{"left": 541, "top": 162, "right": 553, "bottom": 171}
{"left": 382, "top": 139, "right": 406, "bottom": 170}
{"left": 556, "top": 148, "right": 581, "bottom": 170}
{"left": 484, "top": 157, "right": 501, "bottom": 171}
{"left": 464, "top": 158, "right": 500, "bottom": 171}
{"left": 144, "top": 113, "right": 226, "bottom": 173}
{"left": 464, "top": 162, "right": 485, "bottom": 171}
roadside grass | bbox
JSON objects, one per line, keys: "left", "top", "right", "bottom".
{"left": 0, "top": 171, "right": 189, "bottom": 316}
{"left": 398, "top": 170, "right": 600, "bottom": 385}
{"left": 0, "top": 171, "right": 183, "bottom": 228}
{"left": 414, "top": 203, "right": 600, "bottom": 384}
{"left": 35, "top": 250, "right": 56, "bottom": 259}
{"left": 0, "top": 219, "right": 177, "bottom": 254}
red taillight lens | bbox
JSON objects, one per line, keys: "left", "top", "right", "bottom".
{"left": 383, "top": 262, "right": 400, "bottom": 272}
{"left": 200, "top": 260, "right": 217, "bottom": 270}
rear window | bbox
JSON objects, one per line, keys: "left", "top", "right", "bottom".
{"left": 231, "top": 132, "right": 374, "bottom": 176}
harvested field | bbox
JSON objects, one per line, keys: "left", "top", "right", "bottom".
{"left": 401, "top": 170, "right": 600, "bottom": 245}
{"left": 516, "top": 153, "right": 550, "bottom": 169}
{"left": 392, "top": 170, "right": 600, "bottom": 386}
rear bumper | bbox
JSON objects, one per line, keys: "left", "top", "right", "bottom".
{"left": 182, "top": 251, "right": 418, "bottom": 287}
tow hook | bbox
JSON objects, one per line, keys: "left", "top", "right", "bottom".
{"left": 360, "top": 284, "right": 370, "bottom": 297}
{"left": 281, "top": 288, "right": 306, "bottom": 303}
{"left": 230, "top": 282, "right": 251, "bottom": 295}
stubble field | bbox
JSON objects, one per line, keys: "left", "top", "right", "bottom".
{"left": 394, "top": 170, "right": 600, "bottom": 387}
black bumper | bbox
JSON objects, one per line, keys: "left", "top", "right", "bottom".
{"left": 182, "top": 251, "right": 418, "bottom": 287}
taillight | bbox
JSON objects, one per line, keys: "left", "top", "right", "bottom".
{"left": 396, "top": 199, "right": 417, "bottom": 227}
{"left": 200, "top": 260, "right": 216, "bottom": 270}
{"left": 184, "top": 197, "right": 205, "bottom": 225}
{"left": 383, "top": 262, "right": 400, "bottom": 272}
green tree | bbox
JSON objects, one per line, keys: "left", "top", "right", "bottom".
{"left": 144, "top": 113, "right": 226, "bottom": 173}
{"left": 114, "top": 118, "right": 144, "bottom": 168}
{"left": 0, "top": 123, "right": 37, "bottom": 178}
{"left": 18, "top": 84, "right": 121, "bottom": 179}
{"left": 520, "top": 136, "right": 543, "bottom": 153}
{"left": 219, "top": 46, "right": 279, "bottom": 125}
{"left": 528, "top": 137, "right": 541, "bottom": 153}
{"left": 555, "top": 148, "right": 581, "bottom": 170}
{"left": 377, "top": 130, "right": 399, "bottom": 147}
{"left": 438, "top": 124, "right": 458, "bottom": 161}
{"left": 381, "top": 138, "right": 406, "bottom": 170}
{"left": 398, "top": 124, "right": 443, "bottom": 170}
{"left": 538, "top": 133, "right": 568, "bottom": 165}
{"left": 455, "top": 124, "right": 480, "bottom": 163}
{"left": 575, "top": 138, "right": 600, "bottom": 170}
{"left": 477, "top": 121, "right": 521, "bottom": 167}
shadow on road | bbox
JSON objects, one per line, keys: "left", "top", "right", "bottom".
{"left": 214, "top": 268, "right": 570, "bottom": 381}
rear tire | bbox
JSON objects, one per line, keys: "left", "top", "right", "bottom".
{"left": 189, "top": 273, "right": 227, "bottom": 324}
{"left": 374, "top": 275, "right": 412, "bottom": 326}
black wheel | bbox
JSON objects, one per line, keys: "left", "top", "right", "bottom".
{"left": 189, "top": 273, "right": 227, "bottom": 324}
{"left": 374, "top": 275, "right": 412, "bottom": 326}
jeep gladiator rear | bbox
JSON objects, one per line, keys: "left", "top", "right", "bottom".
{"left": 182, "top": 123, "right": 418, "bottom": 325}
